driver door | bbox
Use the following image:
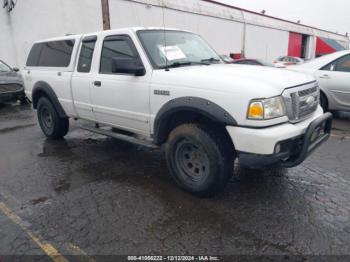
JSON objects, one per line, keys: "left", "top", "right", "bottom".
{"left": 90, "top": 34, "right": 151, "bottom": 135}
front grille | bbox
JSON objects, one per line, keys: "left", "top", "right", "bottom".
{"left": 298, "top": 86, "right": 317, "bottom": 97}
{"left": 0, "top": 83, "right": 23, "bottom": 93}
{"left": 282, "top": 82, "right": 319, "bottom": 123}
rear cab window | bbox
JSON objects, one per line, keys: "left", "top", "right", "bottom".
{"left": 77, "top": 36, "right": 97, "bottom": 73}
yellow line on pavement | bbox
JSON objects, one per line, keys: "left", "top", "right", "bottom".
{"left": 0, "top": 202, "right": 68, "bottom": 262}
{"left": 68, "top": 242, "right": 96, "bottom": 262}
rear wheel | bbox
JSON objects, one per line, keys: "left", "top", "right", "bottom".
{"left": 165, "top": 123, "right": 235, "bottom": 197}
{"left": 37, "top": 97, "right": 69, "bottom": 139}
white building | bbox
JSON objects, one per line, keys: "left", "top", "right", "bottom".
{"left": 1, "top": 0, "right": 349, "bottom": 67}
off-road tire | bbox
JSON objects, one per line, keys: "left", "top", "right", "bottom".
{"left": 37, "top": 97, "right": 69, "bottom": 139}
{"left": 165, "top": 123, "right": 235, "bottom": 197}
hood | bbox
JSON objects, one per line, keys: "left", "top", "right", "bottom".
{"left": 0, "top": 71, "right": 23, "bottom": 85}
{"left": 287, "top": 65, "right": 317, "bottom": 75}
{"left": 152, "top": 64, "right": 315, "bottom": 97}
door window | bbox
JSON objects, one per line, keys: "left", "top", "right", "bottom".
{"left": 321, "top": 55, "right": 350, "bottom": 72}
{"left": 334, "top": 55, "right": 350, "bottom": 72}
{"left": 77, "top": 36, "right": 97, "bottom": 73}
{"left": 321, "top": 62, "right": 334, "bottom": 71}
{"left": 100, "top": 35, "right": 141, "bottom": 74}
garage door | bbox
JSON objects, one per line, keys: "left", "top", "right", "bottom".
{"left": 288, "top": 32, "right": 302, "bottom": 57}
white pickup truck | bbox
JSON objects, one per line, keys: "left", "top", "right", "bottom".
{"left": 24, "top": 27, "right": 332, "bottom": 197}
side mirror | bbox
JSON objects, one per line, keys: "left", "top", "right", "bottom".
{"left": 111, "top": 57, "right": 145, "bottom": 76}
{"left": 12, "top": 67, "right": 19, "bottom": 72}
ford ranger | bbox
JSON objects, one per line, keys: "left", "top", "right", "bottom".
{"left": 23, "top": 28, "right": 332, "bottom": 197}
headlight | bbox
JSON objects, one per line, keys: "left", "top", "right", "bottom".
{"left": 247, "top": 96, "right": 286, "bottom": 120}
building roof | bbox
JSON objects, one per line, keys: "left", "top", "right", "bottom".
{"left": 202, "top": 0, "right": 348, "bottom": 37}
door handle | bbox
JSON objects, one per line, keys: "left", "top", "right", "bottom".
{"left": 27, "top": 70, "right": 31, "bottom": 74}
{"left": 93, "top": 81, "right": 101, "bottom": 87}
{"left": 320, "top": 74, "right": 330, "bottom": 79}
{"left": 57, "top": 72, "right": 62, "bottom": 76}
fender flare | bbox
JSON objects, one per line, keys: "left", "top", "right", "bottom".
{"left": 153, "top": 96, "right": 237, "bottom": 144}
{"left": 32, "top": 81, "right": 68, "bottom": 118}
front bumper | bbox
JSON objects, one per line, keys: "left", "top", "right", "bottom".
{"left": 0, "top": 90, "right": 25, "bottom": 103}
{"left": 227, "top": 110, "right": 332, "bottom": 168}
{"left": 0, "top": 84, "right": 25, "bottom": 103}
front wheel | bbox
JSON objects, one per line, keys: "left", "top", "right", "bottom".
{"left": 165, "top": 123, "right": 235, "bottom": 197}
{"left": 37, "top": 97, "right": 69, "bottom": 139}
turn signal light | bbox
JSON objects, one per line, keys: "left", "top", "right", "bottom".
{"left": 248, "top": 102, "right": 264, "bottom": 119}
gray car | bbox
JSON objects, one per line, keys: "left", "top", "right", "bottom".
{"left": 289, "top": 50, "right": 350, "bottom": 112}
{"left": 0, "top": 60, "right": 25, "bottom": 104}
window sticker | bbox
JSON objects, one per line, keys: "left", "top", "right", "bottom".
{"left": 159, "top": 45, "right": 186, "bottom": 61}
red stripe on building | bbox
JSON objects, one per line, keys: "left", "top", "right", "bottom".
{"left": 316, "top": 37, "right": 337, "bottom": 56}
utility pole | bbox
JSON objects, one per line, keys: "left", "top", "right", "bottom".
{"left": 240, "top": 10, "right": 246, "bottom": 58}
{"left": 101, "top": 0, "right": 111, "bottom": 30}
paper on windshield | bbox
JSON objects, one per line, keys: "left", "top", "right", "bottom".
{"left": 159, "top": 45, "right": 186, "bottom": 61}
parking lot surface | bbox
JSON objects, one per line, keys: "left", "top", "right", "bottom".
{"left": 0, "top": 103, "right": 350, "bottom": 260}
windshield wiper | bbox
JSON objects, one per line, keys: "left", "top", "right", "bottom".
{"left": 162, "top": 61, "right": 210, "bottom": 69}
{"left": 201, "top": 57, "right": 221, "bottom": 64}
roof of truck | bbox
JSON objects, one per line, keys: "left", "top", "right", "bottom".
{"left": 33, "top": 27, "right": 191, "bottom": 43}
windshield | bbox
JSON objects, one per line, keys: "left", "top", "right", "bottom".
{"left": 0, "top": 60, "right": 12, "bottom": 72}
{"left": 137, "top": 30, "right": 222, "bottom": 69}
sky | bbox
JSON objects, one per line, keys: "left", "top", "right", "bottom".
{"left": 215, "top": 0, "right": 349, "bottom": 36}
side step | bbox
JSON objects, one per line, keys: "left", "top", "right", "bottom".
{"left": 81, "top": 125, "right": 159, "bottom": 149}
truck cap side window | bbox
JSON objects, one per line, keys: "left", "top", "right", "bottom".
{"left": 77, "top": 36, "right": 97, "bottom": 73}
{"left": 99, "top": 35, "right": 143, "bottom": 75}
{"left": 26, "top": 43, "right": 43, "bottom": 67}
{"left": 27, "top": 40, "right": 75, "bottom": 67}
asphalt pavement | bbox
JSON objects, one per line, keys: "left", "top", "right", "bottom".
{"left": 0, "top": 102, "right": 349, "bottom": 261}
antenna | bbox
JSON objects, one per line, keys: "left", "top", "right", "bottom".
{"left": 162, "top": 0, "right": 169, "bottom": 71}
